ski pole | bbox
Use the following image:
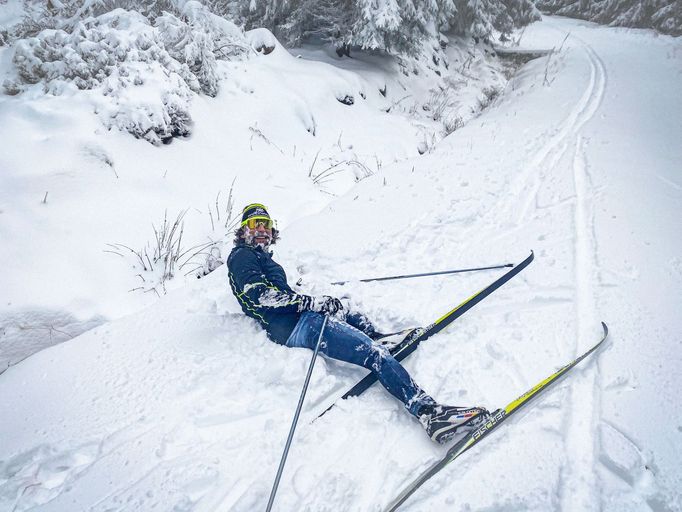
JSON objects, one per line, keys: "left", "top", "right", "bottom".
{"left": 266, "top": 315, "right": 328, "bottom": 512}
{"left": 331, "top": 263, "right": 514, "bottom": 285}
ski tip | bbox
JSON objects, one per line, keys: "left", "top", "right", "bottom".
{"left": 601, "top": 321, "right": 609, "bottom": 337}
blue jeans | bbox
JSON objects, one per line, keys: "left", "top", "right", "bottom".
{"left": 285, "top": 311, "right": 435, "bottom": 417}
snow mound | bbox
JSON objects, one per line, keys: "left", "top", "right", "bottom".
{"left": 246, "top": 28, "right": 281, "bottom": 56}
{"left": 0, "top": 308, "right": 105, "bottom": 372}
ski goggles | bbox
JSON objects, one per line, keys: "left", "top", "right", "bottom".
{"left": 243, "top": 217, "right": 273, "bottom": 229}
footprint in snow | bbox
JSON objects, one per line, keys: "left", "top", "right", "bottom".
{"left": 0, "top": 442, "right": 100, "bottom": 511}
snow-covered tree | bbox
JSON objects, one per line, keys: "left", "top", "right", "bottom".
{"left": 10, "top": 0, "right": 542, "bottom": 59}
{"left": 235, "top": 0, "right": 540, "bottom": 56}
{"left": 156, "top": 3, "right": 249, "bottom": 97}
{"left": 440, "top": 0, "right": 540, "bottom": 39}
{"left": 3, "top": 0, "right": 543, "bottom": 145}
{"left": 535, "top": 0, "right": 682, "bottom": 36}
{"left": 262, "top": 0, "right": 355, "bottom": 52}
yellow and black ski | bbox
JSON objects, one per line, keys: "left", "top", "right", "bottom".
{"left": 384, "top": 321, "right": 609, "bottom": 512}
{"left": 316, "top": 251, "right": 535, "bottom": 419}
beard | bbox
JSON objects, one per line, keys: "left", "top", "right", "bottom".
{"left": 245, "top": 231, "right": 271, "bottom": 249}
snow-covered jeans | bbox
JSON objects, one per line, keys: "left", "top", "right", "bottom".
{"left": 285, "top": 311, "right": 435, "bottom": 417}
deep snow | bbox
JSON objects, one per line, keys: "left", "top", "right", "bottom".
{"left": 1, "top": 15, "right": 682, "bottom": 512}
{"left": 0, "top": 19, "right": 508, "bottom": 371}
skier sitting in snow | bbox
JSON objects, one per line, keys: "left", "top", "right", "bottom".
{"left": 227, "top": 203, "right": 488, "bottom": 443}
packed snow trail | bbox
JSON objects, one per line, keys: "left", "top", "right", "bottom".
{"left": 1, "top": 16, "right": 681, "bottom": 512}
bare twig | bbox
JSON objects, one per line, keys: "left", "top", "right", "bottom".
{"left": 558, "top": 32, "right": 570, "bottom": 52}
{"left": 311, "top": 158, "right": 374, "bottom": 185}
{"left": 308, "top": 149, "right": 321, "bottom": 178}
{"left": 177, "top": 240, "right": 216, "bottom": 265}
{"left": 106, "top": 243, "right": 148, "bottom": 270}
{"left": 543, "top": 49, "right": 555, "bottom": 86}
{"left": 215, "top": 41, "right": 257, "bottom": 57}
{"left": 384, "top": 94, "right": 411, "bottom": 113}
{"left": 347, "top": 159, "right": 374, "bottom": 181}
{"left": 184, "top": 265, "right": 205, "bottom": 277}
{"left": 249, "top": 124, "right": 284, "bottom": 154}
{"left": 374, "top": 154, "right": 382, "bottom": 173}
{"left": 426, "top": 88, "right": 451, "bottom": 121}
{"left": 47, "top": 325, "right": 74, "bottom": 339}
{"left": 223, "top": 178, "right": 237, "bottom": 229}
{"left": 311, "top": 161, "right": 346, "bottom": 184}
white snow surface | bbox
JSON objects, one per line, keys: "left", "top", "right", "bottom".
{"left": 1, "top": 16, "right": 682, "bottom": 512}
{"left": 0, "top": 19, "right": 506, "bottom": 368}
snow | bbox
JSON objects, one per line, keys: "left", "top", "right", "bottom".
{"left": 0, "top": 18, "right": 504, "bottom": 369}
{"left": 0, "top": 0, "right": 25, "bottom": 32}
{"left": 1, "top": 15, "right": 682, "bottom": 512}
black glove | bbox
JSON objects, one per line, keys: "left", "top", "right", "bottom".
{"left": 297, "top": 294, "right": 314, "bottom": 312}
{"left": 318, "top": 296, "right": 344, "bottom": 315}
{"left": 297, "top": 294, "right": 344, "bottom": 316}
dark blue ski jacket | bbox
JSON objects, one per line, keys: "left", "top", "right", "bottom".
{"left": 227, "top": 243, "right": 303, "bottom": 344}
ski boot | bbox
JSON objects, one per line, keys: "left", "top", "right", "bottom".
{"left": 419, "top": 405, "right": 489, "bottom": 444}
{"left": 372, "top": 328, "right": 424, "bottom": 352}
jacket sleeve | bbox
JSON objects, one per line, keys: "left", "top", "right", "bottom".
{"left": 228, "top": 248, "right": 304, "bottom": 316}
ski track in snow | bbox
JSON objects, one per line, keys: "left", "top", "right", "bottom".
{"left": 456, "top": 21, "right": 612, "bottom": 510}
{"left": 357, "top": 21, "right": 616, "bottom": 511}
{"left": 559, "top": 33, "right": 607, "bottom": 512}
{"left": 513, "top": 32, "right": 607, "bottom": 229}
{"left": 476, "top": 19, "right": 610, "bottom": 507}
{"left": 358, "top": 23, "right": 629, "bottom": 508}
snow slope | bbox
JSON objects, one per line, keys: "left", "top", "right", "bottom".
{"left": 1, "top": 16, "right": 681, "bottom": 512}
{"left": 0, "top": 23, "right": 506, "bottom": 370}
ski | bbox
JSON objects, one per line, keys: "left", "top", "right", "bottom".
{"left": 316, "top": 251, "right": 535, "bottom": 419}
{"left": 383, "top": 321, "right": 610, "bottom": 512}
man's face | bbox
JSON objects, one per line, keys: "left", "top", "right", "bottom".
{"left": 244, "top": 218, "right": 273, "bottom": 249}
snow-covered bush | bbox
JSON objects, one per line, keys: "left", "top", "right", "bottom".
{"left": 535, "top": 0, "right": 682, "bottom": 36}
{"left": 157, "top": 3, "right": 251, "bottom": 96}
{"left": 4, "top": 2, "right": 249, "bottom": 144}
